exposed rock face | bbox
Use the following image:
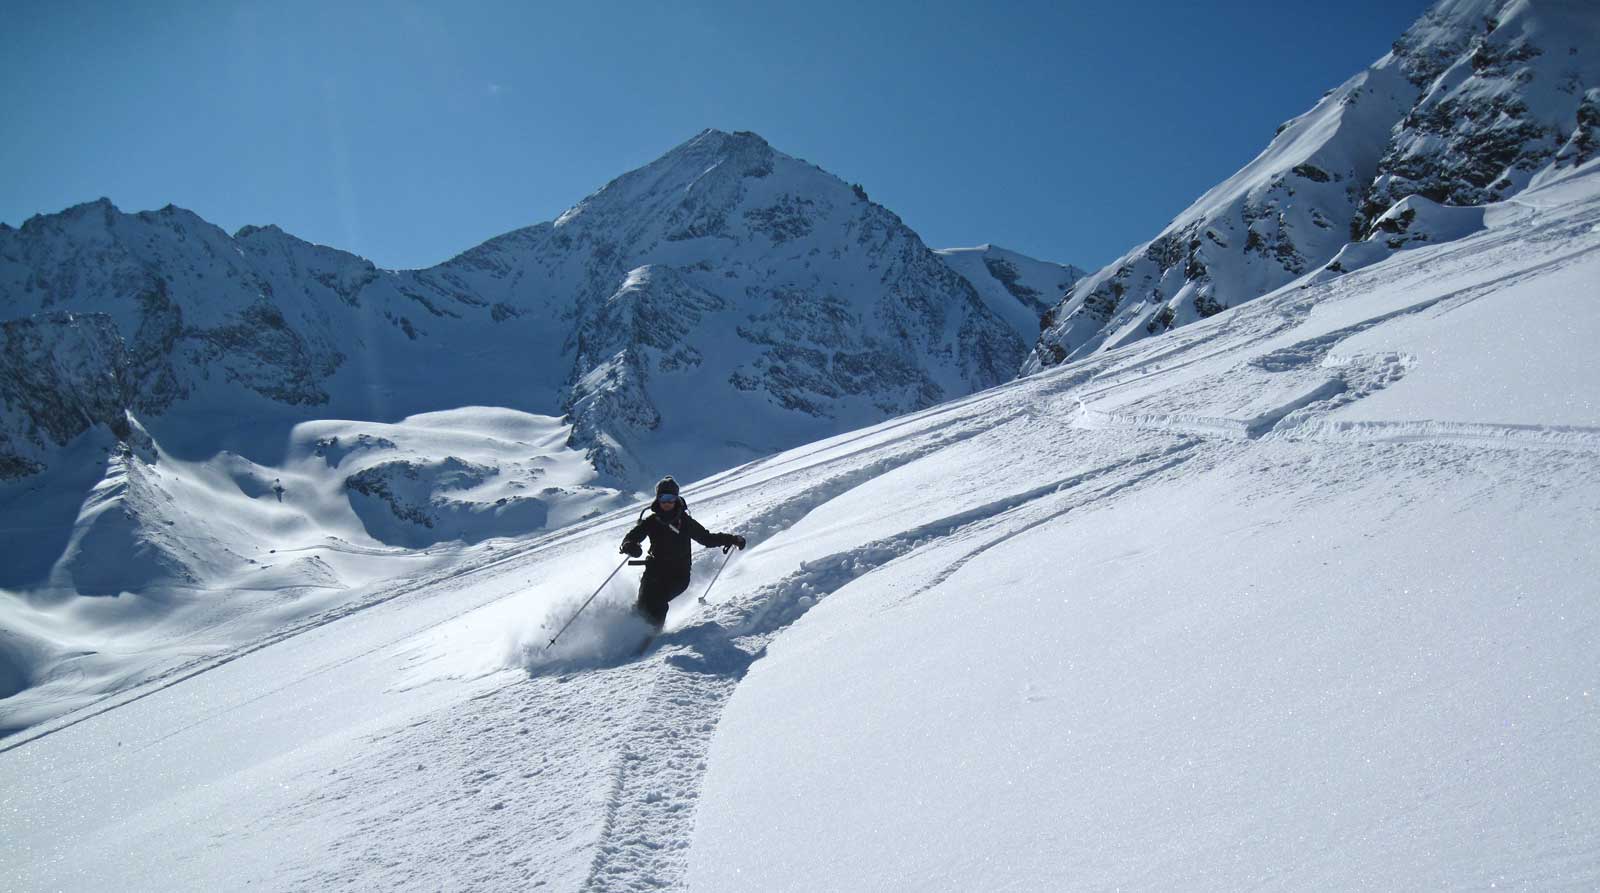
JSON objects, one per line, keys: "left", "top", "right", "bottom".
{"left": 1362, "top": 1, "right": 1599, "bottom": 226}
{"left": 933, "top": 245, "right": 1084, "bottom": 345}
{"left": 1027, "top": 0, "right": 1600, "bottom": 372}
{"left": 0, "top": 312, "right": 133, "bottom": 477}
{"left": 0, "top": 130, "right": 1029, "bottom": 488}
{"left": 343, "top": 456, "right": 549, "bottom": 548}
{"left": 516, "top": 129, "right": 1027, "bottom": 479}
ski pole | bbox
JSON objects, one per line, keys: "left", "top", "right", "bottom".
{"left": 547, "top": 556, "right": 629, "bottom": 648}
{"left": 697, "top": 545, "right": 735, "bottom": 605}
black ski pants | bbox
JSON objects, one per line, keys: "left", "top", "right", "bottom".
{"left": 636, "top": 563, "right": 691, "bottom": 628}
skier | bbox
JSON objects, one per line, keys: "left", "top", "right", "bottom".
{"left": 619, "top": 476, "right": 745, "bottom": 629}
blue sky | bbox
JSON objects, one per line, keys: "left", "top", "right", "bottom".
{"left": 2, "top": 0, "right": 1428, "bottom": 271}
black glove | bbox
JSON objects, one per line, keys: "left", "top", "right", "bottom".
{"left": 621, "top": 541, "right": 642, "bottom": 558}
{"left": 729, "top": 534, "right": 746, "bottom": 550}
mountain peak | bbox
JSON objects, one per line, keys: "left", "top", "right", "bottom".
{"left": 553, "top": 128, "right": 785, "bottom": 231}
{"left": 21, "top": 197, "right": 118, "bottom": 232}
{"left": 68, "top": 196, "right": 117, "bottom": 215}
{"left": 685, "top": 128, "right": 772, "bottom": 152}
{"left": 234, "top": 223, "right": 287, "bottom": 240}
{"left": 658, "top": 127, "right": 778, "bottom": 175}
{"left": 15, "top": 199, "right": 227, "bottom": 244}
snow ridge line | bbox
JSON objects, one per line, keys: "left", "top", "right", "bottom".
{"left": 575, "top": 440, "right": 1205, "bottom": 891}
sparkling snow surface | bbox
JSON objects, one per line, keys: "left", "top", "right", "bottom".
{"left": 3, "top": 167, "right": 1599, "bottom": 890}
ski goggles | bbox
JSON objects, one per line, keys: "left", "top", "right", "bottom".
{"left": 657, "top": 493, "right": 678, "bottom": 503}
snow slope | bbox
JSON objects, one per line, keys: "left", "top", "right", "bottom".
{"left": 3, "top": 154, "right": 1596, "bottom": 890}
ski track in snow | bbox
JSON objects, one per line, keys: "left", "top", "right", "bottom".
{"left": 577, "top": 431, "right": 1212, "bottom": 891}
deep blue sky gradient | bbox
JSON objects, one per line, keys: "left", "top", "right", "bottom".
{"left": 3, "top": 0, "right": 1429, "bottom": 270}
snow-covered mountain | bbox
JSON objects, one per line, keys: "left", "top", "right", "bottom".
{"left": 0, "top": 130, "right": 1054, "bottom": 609}
{"left": 933, "top": 243, "right": 1083, "bottom": 343}
{"left": 0, "top": 130, "right": 1028, "bottom": 490}
{"left": 1027, "top": 0, "right": 1600, "bottom": 370}
{"left": 487, "top": 129, "right": 1031, "bottom": 479}
{"left": 4, "top": 153, "right": 1596, "bottom": 890}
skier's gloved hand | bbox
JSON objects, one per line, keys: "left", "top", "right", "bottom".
{"left": 621, "top": 541, "right": 643, "bottom": 558}
{"left": 730, "top": 534, "right": 746, "bottom": 550}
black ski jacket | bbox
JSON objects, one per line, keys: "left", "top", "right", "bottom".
{"left": 621, "top": 504, "right": 735, "bottom": 573}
